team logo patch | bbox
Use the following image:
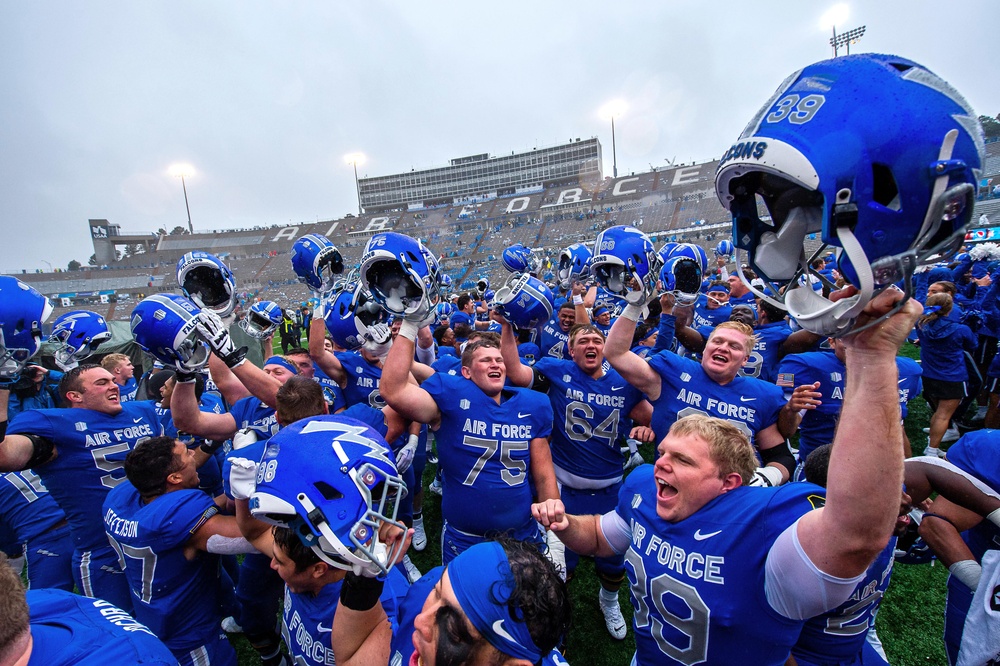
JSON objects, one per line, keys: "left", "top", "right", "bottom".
{"left": 830, "top": 372, "right": 843, "bottom": 383}
{"left": 75, "top": 422, "right": 87, "bottom": 432}
{"left": 631, "top": 493, "right": 642, "bottom": 509}
{"left": 806, "top": 494, "right": 826, "bottom": 510}
{"left": 563, "top": 375, "right": 572, "bottom": 383}
{"left": 356, "top": 367, "right": 363, "bottom": 374}
{"left": 460, "top": 399, "right": 470, "bottom": 410}
{"left": 680, "top": 372, "right": 692, "bottom": 383}
{"left": 153, "top": 309, "right": 166, "bottom": 321}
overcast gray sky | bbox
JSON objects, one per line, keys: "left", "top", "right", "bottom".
{"left": 2, "top": 0, "right": 997, "bottom": 272}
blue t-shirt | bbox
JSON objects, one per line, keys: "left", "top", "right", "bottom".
{"left": 616, "top": 465, "right": 826, "bottom": 665}
{"left": 0, "top": 470, "right": 67, "bottom": 543}
{"left": 7, "top": 402, "right": 163, "bottom": 551}
{"left": 646, "top": 351, "right": 784, "bottom": 446}
{"left": 422, "top": 372, "right": 553, "bottom": 535}
{"left": 103, "top": 482, "right": 222, "bottom": 654}
{"left": 532, "top": 357, "right": 642, "bottom": 484}
{"left": 282, "top": 567, "right": 408, "bottom": 666}
{"left": 314, "top": 365, "right": 347, "bottom": 413}
{"left": 26, "top": 589, "right": 176, "bottom": 665}
{"left": 334, "top": 351, "right": 385, "bottom": 409}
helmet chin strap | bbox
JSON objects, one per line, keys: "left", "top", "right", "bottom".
{"left": 785, "top": 223, "right": 874, "bottom": 337}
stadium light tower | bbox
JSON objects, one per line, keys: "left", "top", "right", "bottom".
{"left": 344, "top": 152, "right": 366, "bottom": 216}
{"left": 167, "top": 163, "right": 196, "bottom": 233}
{"left": 599, "top": 99, "right": 627, "bottom": 179}
{"left": 820, "top": 4, "right": 865, "bottom": 57}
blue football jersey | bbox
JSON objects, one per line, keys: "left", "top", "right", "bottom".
{"left": 896, "top": 356, "right": 923, "bottom": 420}
{"left": 532, "top": 358, "right": 642, "bottom": 484}
{"left": 27, "top": 589, "right": 176, "bottom": 665}
{"left": 103, "top": 482, "right": 222, "bottom": 653}
{"left": 282, "top": 567, "right": 408, "bottom": 666}
{"left": 791, "top": 537, "right": 896, "bottom": 665}
{"left": 0, "top": 470, "right": 67, "bottom": 543}
{"left": 539, "top": 316, "right": 572, "bottom": 360}
{"left": 617, "top": 466, "right": 826, "bottom": 665}
{"left": 431, "top": 354, "right": 462, "bottom": 377}
{"left": 119, "top": 377, "right": 139, "bottom": 402}
{"left": 691, "top": 295, "right": 732, "bottom": 330}
{"left": 7, "top": 402, "right": 163, "bottom": 551}
{"left": 228, "top": 396, "right": 279, "bottom": 439}
{"left": 390, "top": 566, "right": 570, "bottom": 666}
{"left": 313, "top": 365, "right": 347, "bottom": 412}
{"left": 422, "top": 372, "right": 553, "bottom": 534}
{"left": 450, "top": 311, "right": 475, "bottom": 339}
{"left": 745, "top": 321, "right": 794, "bottom": 383}
{"left": 647, "top": 352, "right": 784, "bottom": 446}
{"left": 334, "top": 351, "right": 385, "bottom": 408}
{"left": 777, "top": 351, "right": 846, "bottom": 465}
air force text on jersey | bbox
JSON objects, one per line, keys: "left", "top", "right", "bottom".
{"left": 629, "top": 515, "right": 726, "bottom": 584}
{"left": 81, "top": 422, "right": 156, "bottom": 447}
{"left": 674, "top": 388, "right": 758, "bottom": 422}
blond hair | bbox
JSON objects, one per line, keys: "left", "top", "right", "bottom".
{"left": 669, "top": 414, "right": 758, "bottom": 485}
{"left": 710, "top": 321, "right": 757, "bottom": 353}
{"left": 100, "top": 353, "right": 130, "bottom": 373}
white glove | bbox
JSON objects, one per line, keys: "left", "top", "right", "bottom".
{"left": 196, "top": 310, "right": 245, "bottom": 368}
{"left": 229, "top": 457, "right": 258, "bottom": 501}
{"left": 404, "top": 306, "right": 436, "bottom": 329}
{"left": 395, "top": 434, "right": 419, "bottom": 474}
{"left": 363, "top": 322, "right": 393, "bottom": 357}
{"left": 624, "top": 451, "right": 645, "bottom": 472}
{"left": 232, "top": 427, "right": 258, "bottom": 451}
{"left": 748, "top": 466, "right": 783, "bottom": 487}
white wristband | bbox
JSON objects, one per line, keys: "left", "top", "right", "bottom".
{"left": 948, "top": 560, "right": 983, "bottom": 590}
{"left": 621, "top": 304, "right": 644, "bottom": 322}
{"left": 398, "top": 319, "right": 419, "bottom": 342}
{"left": 987, "top": 507, "right": 1000, "bottom": 530}
{"left": 572, "top": 295, "right": 584, "bottom": 306}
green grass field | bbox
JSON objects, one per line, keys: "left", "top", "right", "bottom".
{"left": 228, "top": 339, "right": 953, "bottom": 665}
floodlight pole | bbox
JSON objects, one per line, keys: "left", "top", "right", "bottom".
{"left": 611, "top": 115, "right": 618, "bottom": 179}
{"left": 180, "top": 174, "right": 193, "bottom": 233}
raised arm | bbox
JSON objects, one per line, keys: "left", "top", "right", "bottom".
{"left": 796, "top": 288, "right": 922, "bottom": 577}
{"left": 604, "top": 304, "right": 662, "bottom": 400}
{"left": 209, "top": 353, "right": 282, "bottom": 409}
{"left": 308, "top": 317, "right": 347, "bottom": 385}
{"left": 498, "top": 318, "right": 533, "bottom": 388}
{"left": 170, "top": 378, "right": 239, "bottom": 441}
{"left": 382, "top": 320, "right": 441, "bottom": 426}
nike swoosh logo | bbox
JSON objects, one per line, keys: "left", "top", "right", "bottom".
{"left": 739, "top": 397, "right": 755, "bottom": 402}
{"left": 492, "top": 619, "right": 515, "bottom": 642}
{"left": 693, "top": 529, "right": 722, "bottom": 541}
{"left": 518, "top": 412, "right": 530, "bottom": 419}
{"left": 611, "top": 386, "right": 623, "bottom": 391}
{"left": 898, "top": 378, "right": 907, "bottom": 384}
{"left": 316, "top": 622, "right": 332, "bottom": 633}
{"left": 133, "top": 418, "right": 143, "bottom": 423}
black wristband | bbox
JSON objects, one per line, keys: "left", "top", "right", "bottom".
{"left": 200, "top": 439, "right": 224, "bottom": 456}
{"left": 339, "top": 572, "right": 385, "bottom": 612}
{"left": 24, "top": 433, "right": 56, "bottom": 469}
{"left": 175, "top": 370, "right": 198, "bottom": 384}
{"left": 221, "top": 346, "right": 248, "bottom": 369}
{"left": 0, "top": 420, "right": 6, "bottom": 440}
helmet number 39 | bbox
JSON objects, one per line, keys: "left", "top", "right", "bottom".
{"left": 766, "top": 94, "right": 826, "bottom": 125}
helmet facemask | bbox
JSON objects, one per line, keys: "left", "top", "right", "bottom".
{"left": 181, "top": 265, "right": 236, "bottom": 319}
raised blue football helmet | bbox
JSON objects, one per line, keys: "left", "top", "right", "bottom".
{"left": 715, "top": 239, "right": 735, "bottom": 258}
{"left": 591, "top": 226, "right": 661, "bottom": 301}
{"left": 249, "top": 415, "right": 407, "bottom": 576}
{"left": 48, "top": 310, "right": 111, "bottom": 371}
{"left": 322, "top": 283, "right": 387, "bottom": 351}
{"left": 715, "top": 53, "right": 985, "bottom": 336}
{"left": 656, "top": 242, "right": 679, "bottom": 267}
{"left": 240, "top": 300, "right": 283, "bottom": 340}
{"left": 659, "top": 256, "right": 704, "bottom": 306}
{"left": 291, "top": 234, "right": 344, "bottom": 294}
{"left": 130, "top": 294, "right": 210, "bottom": 372}
{"left": 557, "top": 243, "right": 592, "bottom": 289}
{"left": 502, "top": 243, "right": 541, "bottom": 275}
{"left": 435, "top": 302, "right": 455, "bottom": 321}
{"left": 0, "top": 277, "right": 52, "bottom": 381}
{"left": 438, "top": 273, "right": 453, "bottom": 295}
{"left": 667, "top": 243, "right": 710, "bottom": 275}
{"left": 492, "top": 273, "right": 554, "bottom": 331}
{"left": 359, "top": 232, "right": 439, "bottom": 318}
{"left": 176, "top": 251, "right": 237, "bottom": 319}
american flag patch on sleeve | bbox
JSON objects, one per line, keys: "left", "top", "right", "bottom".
{"left": 776, "top": 373, "right": 795, "bottom": 388}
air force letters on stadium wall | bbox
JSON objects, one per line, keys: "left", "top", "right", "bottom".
{"left": 267, "top": 163, "right": 712, "bottom": 244}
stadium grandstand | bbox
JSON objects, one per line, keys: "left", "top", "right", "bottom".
{"left": 9, "top": 136, "right": 1000, "bottom": 325}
